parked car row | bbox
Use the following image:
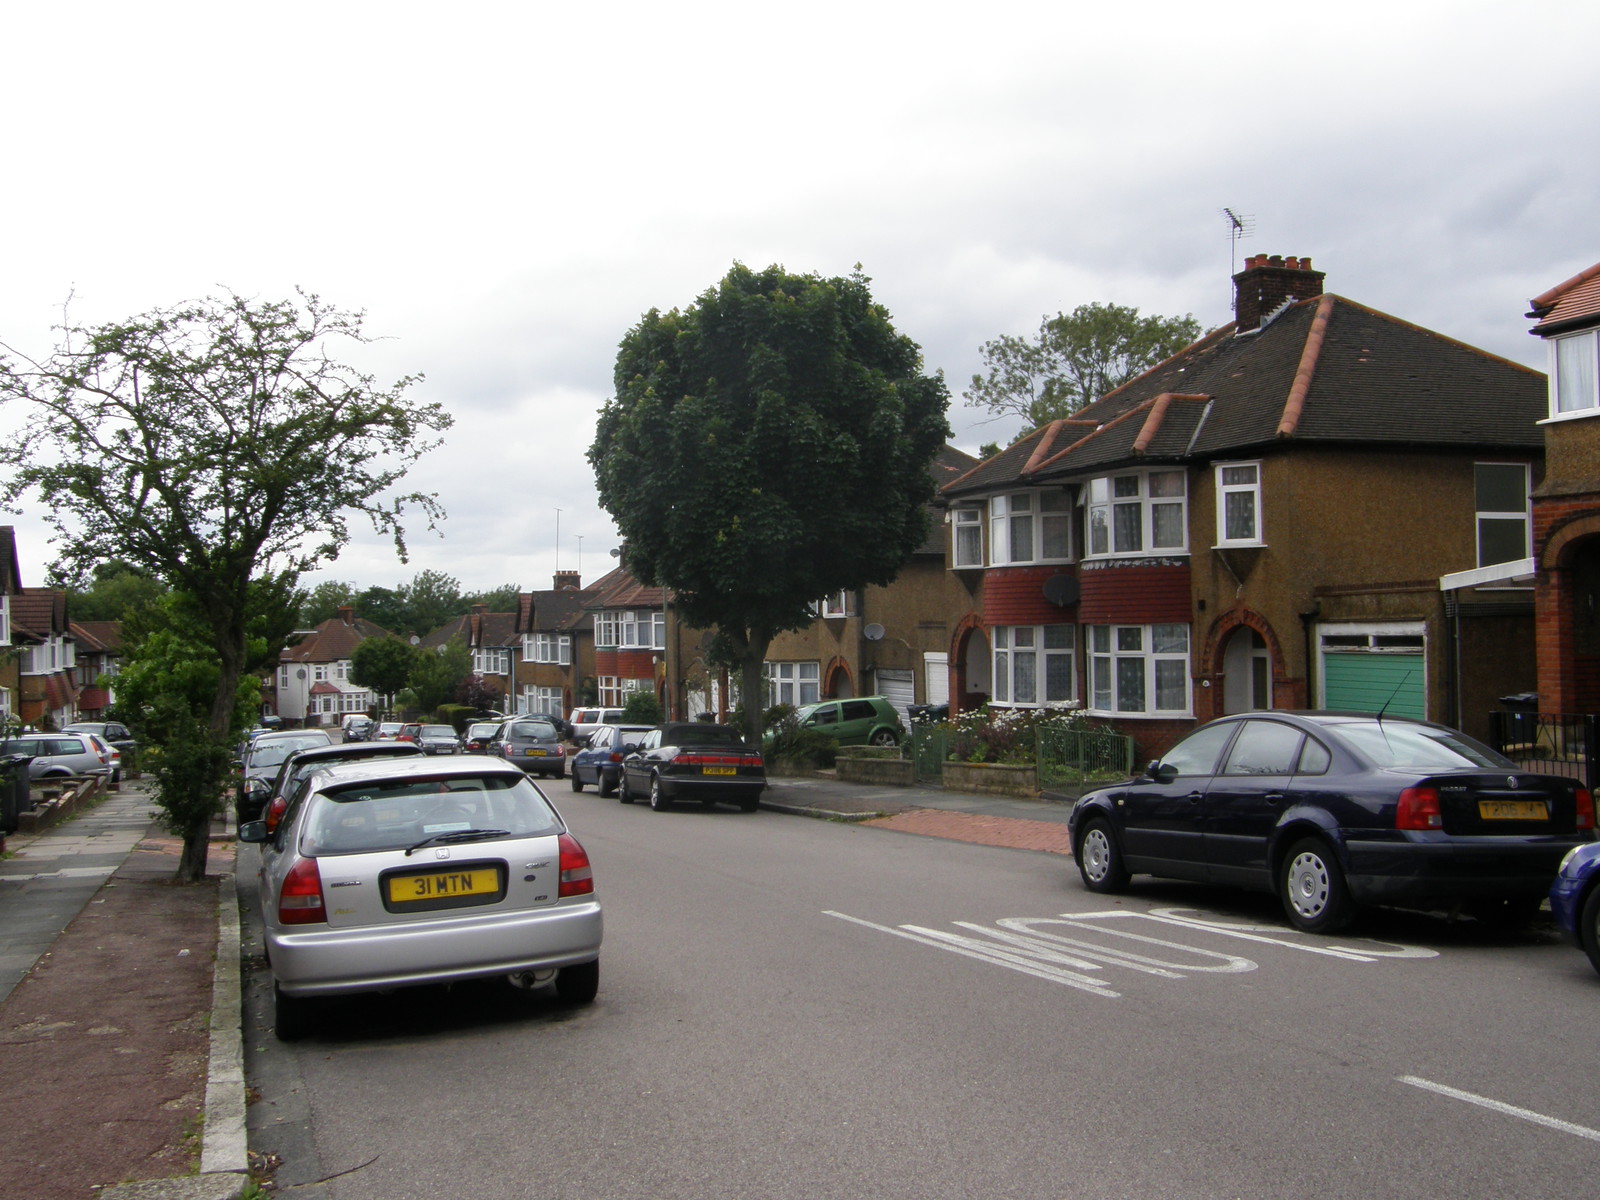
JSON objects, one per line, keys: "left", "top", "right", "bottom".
{"left": 567, "top": 721, "right": 766, "bottom": 812}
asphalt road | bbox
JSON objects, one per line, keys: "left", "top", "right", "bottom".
{"left": 242, "top": 790, "right": 1600, "bottom": 1200}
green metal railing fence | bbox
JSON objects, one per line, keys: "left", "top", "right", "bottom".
{"left": 907, "top": 721, "right": 1136, "bottom": 789}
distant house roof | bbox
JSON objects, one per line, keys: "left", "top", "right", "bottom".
{"left": 11, "top": 588, "right": 68, "bottom": 644}
{"left": 419, "top": 607, "right": 520, "bottom": 651}
{"left": 1528, "top": 261, "right": 1600, "bottom": 336}
{"left": 0, "top": 527, "right": 24, "bottom": 596}
{"left": 945, "top": 269, "right": 1545, "bottom": 498}
{"left": 282, "top": 606, "right": 398, "bottom": 665}
{"left": 70, "top": 620, "right": 122, "bottom": 655}
{"left": 518, "top": 586, "right": 594, "bottom": 634}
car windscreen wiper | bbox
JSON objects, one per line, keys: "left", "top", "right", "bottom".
{"left": 405, "top": 829, "right": 511, "bottom": 856}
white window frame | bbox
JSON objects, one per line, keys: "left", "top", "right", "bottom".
{"left": 765, "top": 661, "right": 821, "bottom": 707}
{"left": 1474, "top": 462, "right": 1531, "bottom": 568}
{"left": 1548, "top": 328, "right": 1600, "bottom": 418}
{"left": 819, "top": 590, "right": 852, "bottom": 619}
{"left": 991, "top": 624, "right": 1076, "bottom": 709}
{"left": 533, "top": 685, "right": 563, "bottom": 716}
{"left": 531, "top": 633, "right": 571, "bottom": 665}
{"left": 1086, "top": 470, "right": 1188, "bottom": 559}
{"left": 1214, "top": 460, "right": 1264, "bottom": 547}
{"left": 1087, "top": 623, "right": 1191, "bottom": 717}
{"left": 951, "top": 507, "right": 984, "bottom": 568}
{"left": 619, "top": 610, "right": 665, "bottom": 650}
{"left": 473, "top": 647, "right": 511, "bottom": 675}
{"left": 597, "top": 675, "right": 622, "bottom": 706}
{"left": 596, "top": 612, "right": 619, "bottom": 648}
{"left": 988, "top": 490, "right": 1073, "bottom": 566}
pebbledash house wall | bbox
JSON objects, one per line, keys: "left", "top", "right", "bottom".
{"left": 947, "top": 442, "right": 1538, "bottom": 761}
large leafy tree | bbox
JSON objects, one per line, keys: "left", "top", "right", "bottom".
{"left": 589, "top": 263, "right": 950, "bottom": 742}
{"left": 966, "top": 302, "right": 1202, "bottom": 430}
{"left": 462, "top": 582, "right": 521, "bottom": 612}
{"left": 349, "top": 635, "right": 418, "bottom": 715}
{"left": 0, "top": 291, "right": 451, "bottom": 880}
{"left": 53, "top": 559, "right": 169, "bottom": 623}
{"left": 298, "top": 579, "right": 359, "bottom": 627}
{"left": 409, "top": 636, "right": 472, "bottom": 714}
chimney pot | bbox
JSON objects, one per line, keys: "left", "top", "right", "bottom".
{"left": 1232, "top": 251, "right": 1326, "bottom": 332}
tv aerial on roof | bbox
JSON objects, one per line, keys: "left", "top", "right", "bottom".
{"left": 1221, "top": 207, "right": 1256, "bottom": 291}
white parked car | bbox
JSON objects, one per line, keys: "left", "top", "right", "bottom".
{"left": 242, "top": 756, "right": 602, "bottom": 1040}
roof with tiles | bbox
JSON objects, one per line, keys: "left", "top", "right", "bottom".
{"left": 520, "top": 587, "right": 594, "bottom": 634}
{"left": 11, "top": 588, "right": 67, "bottom": 642}
{"left": 282, "top": 607, "right": 399, "bottom": 664}
{"left": 420, "top": 608, "right": 520, "bottom": 651}
{"left": 1528, "top": 260, "right": 1600, "bottom": 335}
{"left": 944, "top": 257, "right": 1546, "bottom": 499}
{"left": 69, "top": 620, "right": 122, "bottom": 654}
{"left": 0, "top": 527, "right": 23, "bottom": 596}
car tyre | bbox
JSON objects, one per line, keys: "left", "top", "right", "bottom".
{"left": 1076, "top": 818, "right": 1130, "bottom": 893}
{"left": 618, "top": 773, "right": 634, "bottom": 804}
{"left": 554, "top": 958, "right": 599, "bottom": 1006}
{"left": 870, "top": 729, "right": 899, "bottom": 748}
{"left": 1280, "top": 837, "right": 1354, "bottom": 933}
{"left": 649, "top": 776, "right": 672, "bottom": 812}
{"left": 1580, "top": 886, "right": 1600, "bottom": 978}
{"left": 273, "top": 983, "right": 313, "bottom": 1042}
{"left": 598, "top": 771, "right": 616, "bottom": 798}
{"left": 570, "top": 770, "right": 584, "bottom": 792}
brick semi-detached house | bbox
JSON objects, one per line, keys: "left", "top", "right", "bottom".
{"left": 939, "top": 253, "right": 1548, "bottom": 761}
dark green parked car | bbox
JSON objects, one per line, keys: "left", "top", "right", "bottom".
{"left": 794, "top": 696, "right": 906, "bottom": 747}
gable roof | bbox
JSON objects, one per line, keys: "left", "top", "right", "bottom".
{"left": 944, "top": 294, "right": 1546, "bottom": 497}
{"left": 420, "top": 609, "right": 519, "bottom": 651}
{"left": 10, "top": 588, "right": 68, "bottom": 643}
{"left": 282, "top": 612, "right": 399, "bottom": 664}
{"left": 70, "top": 620, "right": 122, "bottom": 654}
{"left": 1528, "top": 260, "right": 1600, "bottom": 336}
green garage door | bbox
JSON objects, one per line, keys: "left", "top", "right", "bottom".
{"left": 1322, "top": 651, "right": 1425, "bottom": 719}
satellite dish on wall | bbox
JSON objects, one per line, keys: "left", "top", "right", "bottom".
{"left": 296, "top": 668, "right": 306, "bottom": 680}
{"left": 863, "top": 623, "right": 886, "bottom": 642}
{"left": 1042, "top": 574, "right": 1080, "bottom": 607}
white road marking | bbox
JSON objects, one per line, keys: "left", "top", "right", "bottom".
{"left": 1398, "top": 1076, "right": 1600, "bottom": 1143}
{"left": 1073, "top": 907, "right": 1439, "bottom": 962}
{"left": 824, "top": 911, "right": 1122, "bottom": 998}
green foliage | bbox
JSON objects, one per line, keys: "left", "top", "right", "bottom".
{"left": 942, "top": 705, "right": 1089, "bottom": 765}
{"left": 456, "top": 672, "right": 504, "bottom": 712}
{"left": 620, "top": 688, "right": 663, "bottom": 725}
{"left": 590, "top": 263, "right": 950, "bottom": 742}
{"left": 349, "top": 636, "right": 418, "bottom": 703}
{"left": 405, "top": 569, "right": 465, "bottom": 635}
{"left": 438, "top": 703, "right": 475, "bottom": 732}
{"left": 462, "top": 583, "right": 521, "bottom": 612}
{"left": 965, "top": 302, "right": 1203, "bottom": 429}
{"left": 299, "top": 580, "right": 359, "bottom": 627}
{"left": 0, "top": 290, "right": 451, "bottom": 881}
{"left": 54, "top": 560, "right": 168, "bottom": 623}
{"left": 763, "top": 705, "right": 837, "bottom": 770}
{"left": 409, "top": 636, "right": 471, "bottom": 713}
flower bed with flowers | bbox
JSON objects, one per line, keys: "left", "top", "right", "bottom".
{"left": 944, "top": 705, "right": 1089, "bottom": 764}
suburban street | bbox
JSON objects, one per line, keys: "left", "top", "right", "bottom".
{"left": 242, "top": 793, "right": 1600, "bottom": 1200}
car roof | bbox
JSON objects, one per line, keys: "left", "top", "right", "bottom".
{"left": 256, "top": 728, "right": 332, "bottom": 743}
{"left": 289, "top": 742, "right": 425, "bottom": 764}
{"left": 303, "top": 755, "right": 534, "bottom": 788}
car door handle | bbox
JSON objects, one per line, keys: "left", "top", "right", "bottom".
{"left": 1186, "top": 791, "right": 1205, "bottom": 803}
{"left": 1264, "top": 792, "right": 1285, "bottom": 805}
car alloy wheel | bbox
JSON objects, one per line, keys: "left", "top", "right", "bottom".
{"left": 649, "top": 776, "right": 671, "bottom": 811}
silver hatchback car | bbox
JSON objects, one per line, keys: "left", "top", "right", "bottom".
{"left": 242, "top": 756, "right": 602, "bottom": 1040}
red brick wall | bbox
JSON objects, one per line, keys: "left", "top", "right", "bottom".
{"left": 1078, "top": 564, "right": 1192, "bottom": 625}
{"left": 982, "top": 566, "right": 1074, "bottom": 626}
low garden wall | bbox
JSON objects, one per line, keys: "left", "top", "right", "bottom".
{"left": 940, "top": 760, "right": 1038, "bottom": 798}
{"left": 834, "top": 754, "right": 914, "bottom": 787}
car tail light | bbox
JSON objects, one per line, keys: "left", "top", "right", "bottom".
{"left": 278, "top": 858, "right": 326, "bottom": 925}
{"left": 607, "top": 751, "right": 623, "bottom": 764}
{"left": 557, "top": 833, "right": 594, "bottom": 898}
{"left": 264, "top": 795, "right": 289, "bottom": 834}
{"left": 1396, "top": 786, "right": 1442, "bottom": 830}
{"left": 1577, "top": 788, "right": 1595, "bottom": 831}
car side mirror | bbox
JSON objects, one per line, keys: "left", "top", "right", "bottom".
{"left": 620, "top": 742, "right": 638, "bottom": 756}
{"left": 238, "top": 820, "right": 268, "bottom": 843}
{"left": 1147, "top": 760, "right": 1178, "bottom": 784}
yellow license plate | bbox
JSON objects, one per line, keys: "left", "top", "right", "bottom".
{"left": 1479, "top": 800, "right": 1547, "bottom": 820}
{"left": 525, "top": 748, "right": 547, "bottom": 756}
{"left": 702, "top": 766, "right": 737, "bottom": 776}
{"left": 388, "top": 867, "right": 499, "bottom": 904}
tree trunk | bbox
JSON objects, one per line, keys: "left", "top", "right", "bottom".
{"left": 173, "top": 627, "right": 247, "bottom": 884}
{"left": 736, "top": 625, "right": 774, "bottom": 746}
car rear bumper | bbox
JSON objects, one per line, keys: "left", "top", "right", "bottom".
{"left": 268, "top": 897, "right": 603, "bottom": 996}
{"left": 1345, "top": 836, "right": 1584, "bottom": 904}
{"left": 657, "top": 774, "right": 766, "bottom": 801}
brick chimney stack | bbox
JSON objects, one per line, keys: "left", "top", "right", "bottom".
{"left": 337, "top": 604, "right": 355, "bottom": 626}
{"left": 1232, "top": 253, "right": 1325, "bottom": 331}
{"left": 553, "top": 571, "right": 581, "bottom": 591}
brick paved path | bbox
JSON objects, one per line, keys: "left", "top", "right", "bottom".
{"left": 861, "top": 808, "right": 1073, "bottom": 855}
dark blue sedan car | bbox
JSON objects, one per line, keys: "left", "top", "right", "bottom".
{"left": 1069, "top": 711, "right": 1596, "bottom": 933}
{"left": 1550, "top": 842, "right": 1600, "bottom": 976}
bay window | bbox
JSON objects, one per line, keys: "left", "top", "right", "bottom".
{"left": 528, "top": 633, "right": 571, "bottom": 664}
{"left": 989, "top": 490, "right": 1072, "bottom": 565}
{"left": 1552, "top": 330, "right": 1600, "bottom": 415}
{"left": 1087, "top": 470, "right": 1187, "bottom": 557}
{"left": 991, "top": 624, "right": 1076, "bottom": 707}
{"left": 952, "top": 507, "right": 983, "bottom": 567}
{"left": 1088, "top": 623, "right": 1191, "bottom": 716}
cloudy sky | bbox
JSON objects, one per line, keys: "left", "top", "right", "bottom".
{"left": 2, "top": 1, "right": 1596, "bottom": 598}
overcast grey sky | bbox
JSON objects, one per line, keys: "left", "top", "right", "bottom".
{"left": 2, "top": 1, "right": 1596, "bottom": 597}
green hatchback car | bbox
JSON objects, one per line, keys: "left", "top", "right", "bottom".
{"left": 795, "top": 696, "right": 906, "bottom": 747}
